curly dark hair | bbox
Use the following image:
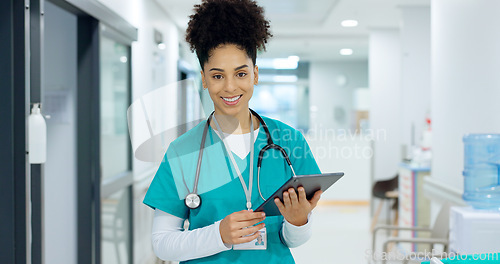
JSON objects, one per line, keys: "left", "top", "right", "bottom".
{"left": 185, "top": 0, "right": 272, "bottom": 69}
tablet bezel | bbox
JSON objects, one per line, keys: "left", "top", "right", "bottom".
{"left": 254, "top": 172, "right": 344, "bottom": 216}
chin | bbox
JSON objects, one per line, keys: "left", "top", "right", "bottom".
{"left": 216, "top": 103, "right": 248, "bottom": 116}
{"left": 217, "top": 106, "right": 242, "bottom": 116}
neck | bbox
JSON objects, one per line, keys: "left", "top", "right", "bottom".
{"left": 212, "top": 109, "right": 254, "bottom": 134}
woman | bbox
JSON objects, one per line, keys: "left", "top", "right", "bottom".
{"left": 144, "top": 0, "right": 323, "bottom": 263}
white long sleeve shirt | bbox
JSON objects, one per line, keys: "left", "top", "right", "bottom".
{"left": 151, "top": 127, "right": 313, "bottom": 262}
{"left": 152, "top": 209, "right": 313, "bottom": 262}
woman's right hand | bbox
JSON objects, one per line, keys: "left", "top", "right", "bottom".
{"left": 219, "top": 210, "right": 266, "bottom": 245}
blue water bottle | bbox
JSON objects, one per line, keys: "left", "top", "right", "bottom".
{"left": 462, "top": 134, "right": 500, "bottom": 210}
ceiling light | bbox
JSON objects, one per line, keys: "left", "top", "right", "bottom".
{"left": 158, "top": 43, "right": 166, "bottom": 50}
{"left": 120, "top": 56, "right": 128, "bottom": 63}
{"left": 273, "top": 59, "right": 298, "bottom": 69}
{"left": 341, "top": 20, "right": 358, "bottom": 27}
{"left": 256, "top": 58, "right": 298, "bottom": 69}
{"left": 288, "top": 55, "right": 300, "bottom": 62}
{"left": 340, "top": 49, "right": 353, "bottom": 56}
{"left": 272, "top": 75, "right": 298, "bottom": 83}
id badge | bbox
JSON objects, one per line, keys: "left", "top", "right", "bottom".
{"left": 233, "top": 227, "right": 267, "bottom": 250}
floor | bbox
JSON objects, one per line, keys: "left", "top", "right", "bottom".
{"left": 291, "top": 204, "right": 373, "bottom": 264}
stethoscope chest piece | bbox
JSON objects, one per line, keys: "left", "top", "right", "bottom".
{"left": 185, "top": 193, "right": 201, "bottom": 209}
{"left": 184, "top": 109, "right": 297, "bottom": 209}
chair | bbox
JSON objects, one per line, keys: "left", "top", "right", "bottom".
{"left": 372, "top": 202, "right": 451, "bottom": 264}
{"left": 370, "top": 174, "right": 399, "bottom": 232}
{"left": 102, "top": 194, "right": 129, "bottom": 264}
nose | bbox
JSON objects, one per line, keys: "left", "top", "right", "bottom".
{"left": 223, "top": 75, "right": 237, "bottom": 93}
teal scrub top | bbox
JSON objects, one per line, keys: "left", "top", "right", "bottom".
{"left": 144, "top": 115, "right": 321, "bottom": 264}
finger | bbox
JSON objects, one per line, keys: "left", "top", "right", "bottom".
{"left": 236, "top": 217, "right": 266, "bottom": 229}
{"left": 288, "top": 188, "right": 298, "bottom": 206}
{"left": 297, "top": 187, "right": 307, "bottom": 205}
{"left": 282, "top": 191, "right": 292, "bottom": 208}
{"left": 239, "top": 212, "right": 266, "bottom": 222}
{"left": 234, "top": 210, "right": 265, "bottom": 225}
{"left": 227, "top": 211, "right": 264, "bottom": 230}
{"left": 274, "top": 198, "right": 286, "bottom": 214}
{"left": 234, "top": 210, "right": 266, "bottom": 222}
{"left": 236, "top": 222, "right": 265, "bottom": 238}
{"left": 309, "top": 190, "right": 323, "bottom": 208}
{"left": 230, "top": 210, "right": 250, "bottom": 219}
{"left": 235, "top": 230, "right": 261, "bottom": 244}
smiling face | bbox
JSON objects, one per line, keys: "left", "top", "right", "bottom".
{"left": 201, "top": 44, "right": 258, "bottom": 119}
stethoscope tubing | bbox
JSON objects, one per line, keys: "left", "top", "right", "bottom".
{"left": 186, "top": 109, "right": 297, "bottom": 209}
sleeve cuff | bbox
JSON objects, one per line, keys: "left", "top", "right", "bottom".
{"left": 284, "top": 212, "right": 313, "bottom": 230}
{"left": 284, "top": 219, "right": 311, "bottom": 230}
{"left": 213, "top": 220, "right": 232, "bottom": 250}
{"left": 282, "top": 212, "right": 313, "bottom": 248}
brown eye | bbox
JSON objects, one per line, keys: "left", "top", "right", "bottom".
{"left": 213, "top": 74, "right": 223, "bottom": 80}
{"left": 237, "top": 72, "right": 247, "bottom": 78}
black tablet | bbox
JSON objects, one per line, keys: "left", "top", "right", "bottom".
{"left": 254, "top": 172, "right": 344, "bottom": 216}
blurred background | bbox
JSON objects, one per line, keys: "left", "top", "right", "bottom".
{"left": 2, "top": 0, "right": 500, "bottom": 263}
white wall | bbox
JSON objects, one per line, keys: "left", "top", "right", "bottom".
{"left": 431, "top": 0, "right": 500, "bottom": 192}
{"left": 399, "top": 7, "right": 431, "bottom": 150}
{"left": 309, "top": 61, "right": 368, "bottom": 131}
{"left": 369, "top": 29, "right": 402, "bottom": 181}
{"left": 306, "top": 135, "right": 373, "bottom": 201}
{"left": 308, "top": 61, "right": 371, "bottom": 201}
{"left": 43, "top": 2, "right": 77, "bottom": 263}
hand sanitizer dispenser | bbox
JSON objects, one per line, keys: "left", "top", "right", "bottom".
{"left": 29, "top": 103, "right": 47, "bottom": 164}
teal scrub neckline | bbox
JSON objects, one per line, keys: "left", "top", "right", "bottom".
{"left": 207, "top": 119, "right": 267, "bottom": 161}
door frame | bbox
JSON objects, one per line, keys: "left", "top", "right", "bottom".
{"left": 25, "top": 0, "right": 137, "bottom": 263}
{"left": 0, "top": 0, "right": 30, "bottom": 263}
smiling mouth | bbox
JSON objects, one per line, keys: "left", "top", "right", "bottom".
{"left": 221, "top": 95, "right": 242, "bottom": 102}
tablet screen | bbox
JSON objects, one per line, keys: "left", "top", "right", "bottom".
{"left": 255, "top": 172, "right": 344, "bottom": 216}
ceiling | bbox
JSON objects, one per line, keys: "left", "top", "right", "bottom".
{"left": 155, "top": 0, "right": 429, "bottom": 62}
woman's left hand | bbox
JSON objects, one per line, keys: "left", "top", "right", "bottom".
{"left": 274, "top": 187, "right": 322, "bottom": 226}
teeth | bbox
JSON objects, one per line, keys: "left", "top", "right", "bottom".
{"left": 222, "top": 95, "right": 241, "bottom": 102}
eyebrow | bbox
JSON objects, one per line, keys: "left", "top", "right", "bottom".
{"left": 209, "top": 64, "right": 249, "bottom": 72}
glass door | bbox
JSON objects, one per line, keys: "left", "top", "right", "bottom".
{"left": 99, "top": 27, "right": 133, "bottom": 264}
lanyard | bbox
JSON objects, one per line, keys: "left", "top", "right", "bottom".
{"left": 212, "top": 113, "right": 255, "bottom": 210}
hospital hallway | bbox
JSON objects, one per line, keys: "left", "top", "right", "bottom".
{"left": 2, "top": 0, "right": 500, "bottom": 264}
{"left": 291, "top": 204, "right": 371, "bottom": 264}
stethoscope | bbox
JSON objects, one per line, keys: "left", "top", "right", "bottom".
{"left": 184, "top": 108, "right": 298, "bottom": 209}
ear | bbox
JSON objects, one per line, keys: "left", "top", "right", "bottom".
{"left": 253, "top": 65, "right": 259, "bottom": 85}
{"left": 200, "top": 70, "right": 207, "bottom": 90}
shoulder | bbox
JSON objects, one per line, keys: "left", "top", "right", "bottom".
{"left": 261, "top": 115, "right": 295, "bottom": 132}
{"left": 259, "top": 115, "right": 306, "bottom": 144}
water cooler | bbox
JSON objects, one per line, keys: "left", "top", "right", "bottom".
{"left": 449, "top": 134, "right": 500, "bottom": 254}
